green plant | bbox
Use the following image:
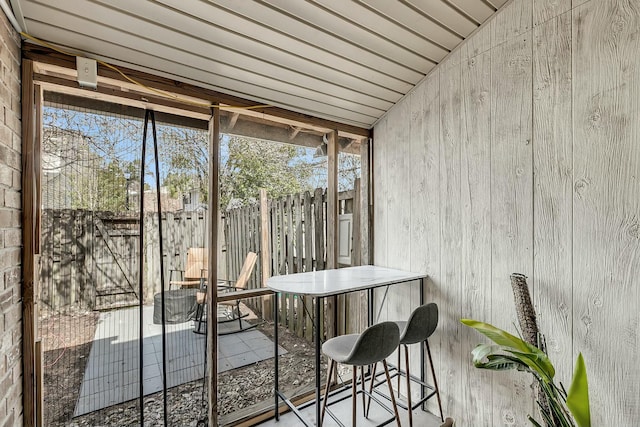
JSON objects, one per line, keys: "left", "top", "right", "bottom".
{"left": 461, "top": 319, "right": 591, "bottom": 427}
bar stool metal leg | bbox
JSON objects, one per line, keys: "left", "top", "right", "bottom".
{"left": 382, "top": 360, "right": 401, "bottom": 427}
{"left": 360, "top": 366, "right": 366, "bottom": 417}
{"left": 397, "top": 349, "right": 401, "bottom": 392}
{"left": 404, "top": 344, "right": 412, "bottom": 427}
{"left": 425, "top": 340, "right": 444, "bottom": 422}
{"left": 352, "top": 368, "right": 357, "bottom": 427}
{"left": 320, "top": 359, "right": 335, "bottom": 426}
{"left": 365, "top": 362, "right": 377, "bottom": 418}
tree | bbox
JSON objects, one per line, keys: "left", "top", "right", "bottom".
{"left": 157, "top": 125, "right": 208, "bottom": 202}
{"left": 42, "top": 104, "right": 362, "bottom": 212}
{"left": 220, "top": 136, "right": 313, "bottom": 208}
{"left": 95, "top": 161, "right": 127, "bottom": 211}
{"left": 43, "top": 106, "right": 141, "bottom": 211}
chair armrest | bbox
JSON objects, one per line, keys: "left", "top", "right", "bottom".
{"left": 217, "top": 284, "right": 243, "bottom": 292}
{"left": 217, "top": 288, "right": 273, "bottom": 303}
{"left": 216, "top": 279, "right": 238, "bottom": 290}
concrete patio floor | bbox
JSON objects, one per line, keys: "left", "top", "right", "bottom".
{"left": 257, "top": 384, "right": 444, "bottom": 427}
{"left": 75, "top": 305, "right": 285, "bottom": 416}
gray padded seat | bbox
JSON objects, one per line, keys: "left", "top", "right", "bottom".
{"left": 321, "top": 321, "right": 401, "bottom": 426}
{"left": 322, "top": 322, "right": 399, "bottom": 366}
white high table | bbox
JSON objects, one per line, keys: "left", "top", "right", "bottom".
{"left": 267, "top": 265, "right": 427, "bottom": 426}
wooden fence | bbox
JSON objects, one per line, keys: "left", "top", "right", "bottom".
{"left": 40, "top": 186, "right": 367, "bottom": 342}
{"left": 40, "top": 210, "right": 207, "bottom": 312}
{"left": 224, "top": 187, "right": 366, "bottom": 342}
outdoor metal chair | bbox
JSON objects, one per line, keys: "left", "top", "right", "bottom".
{"left": 321, "top": 321, "right": 402, "bottom": 427}
{"left": 193, "top": 251, "right": 258, "bottom": 335}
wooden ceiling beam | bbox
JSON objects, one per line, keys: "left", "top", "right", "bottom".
{"left": 23, "top": 44, "right": 372, "bottom": 138}
{"left": 36, "top": 83, "right": 362, "bottom": 152}
{"left": 289, "top": 126, "right": 301, "bottom": 140}
{"left": 34, "top": 72, "right": 212, "bottom": 120}
{"left": 43, "top": 91, "right": 210, "bottom": 130}
{"left": 228, "top": 112, "right": 240, "bottom": 130}
{"left": 220, "top": 114, "right": 360, "bottom": 154}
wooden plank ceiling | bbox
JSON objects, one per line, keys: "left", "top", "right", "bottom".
{"left": 12, "top": 0, "right": 506, "bottom": 129}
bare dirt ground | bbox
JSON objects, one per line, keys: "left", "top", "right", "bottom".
{"left": 41, "top": 310, "right": 99, "bottom": 427}
{"left": 42, "top": 312, "right": 321, "bottom": 426}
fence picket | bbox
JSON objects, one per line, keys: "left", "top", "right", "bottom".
{"left": 314, "top": 188, "right": 324, "bottom": 272}
{"left": 303, "top": 192, "right": 313, "bottom": 340}
{"left": 294, "top": 193, "right": 304, "bottom": 337}
{"left": 233, "top": 208, "right": 240, "bottom": 280}
{"left": 251, "top": 203, "right": 260, "bottom": 310}
{"left": 270, "top": 202, "right": 277, "bottom": 280}
{"left": 285, "top": 196, "right": 295, "bottom": 334}
{"left": 277, "top": 199, "right": 286, "bottom": 328}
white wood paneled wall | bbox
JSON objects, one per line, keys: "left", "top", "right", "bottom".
{"left": 372, "top": 0, "right": 640, "bottom": 425}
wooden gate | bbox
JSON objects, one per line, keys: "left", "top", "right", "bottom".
{"left": 92, "top": 216, "right": 139, "bottom": 311}
{"left": 39, "top": 210, "right": 140, "bottom": 312}
{"left": 39, "top": 210, "right": 207, "bottom": 312}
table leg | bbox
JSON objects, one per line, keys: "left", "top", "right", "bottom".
{"left": 420, "top": 277, "right": 425, "bottom": 410}
{"left": 368, "top": 288, "right": 373, "bottom": 327}
{"left": 274, "top": 293, "right": 279, "bottom": 421}
{"left": 367, "top": 288, "right": 373, "bottom": 380}
{"left": 315, "top": 296, "right": 322, "bottom": 425}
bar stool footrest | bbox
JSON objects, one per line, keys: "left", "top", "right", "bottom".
{"left": 323, "top": 386, "right": 398, "bottom": 427}
{"left": 370, "top": 364, "right": 439, "bottom": 410}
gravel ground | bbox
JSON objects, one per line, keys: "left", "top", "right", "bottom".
{"left": 44, "top": 314, "right": 321, "bottom": 426}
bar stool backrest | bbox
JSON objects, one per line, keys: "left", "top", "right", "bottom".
{"left": 345, "top": 321, "right": 399, "bottom": 366}
{"left": 401, "top": 302, "right": 438, "bottom": 345}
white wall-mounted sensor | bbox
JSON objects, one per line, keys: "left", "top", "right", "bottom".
{"left": 76, "top": 56, "right": 97, "bottom": 89}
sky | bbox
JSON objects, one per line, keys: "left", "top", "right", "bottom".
{"left": 43, "top": 105, "right": 358, "bottom": 193}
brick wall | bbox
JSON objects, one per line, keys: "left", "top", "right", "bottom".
{"left": 0, "top": 6, "right": 21, "bottom": 427}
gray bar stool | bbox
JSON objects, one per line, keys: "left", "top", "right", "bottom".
{"left": 386, "top": 302, "right": 443, "bottom": 426}
{"left": 321, "top": 321, "right": 402, "bottom": 427}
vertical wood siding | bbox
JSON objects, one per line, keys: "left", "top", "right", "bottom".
{"left": 460, "top": 47, "right": 493, "bottom": 425}
{"left": 439, "top": 50, "right": 464, "bottom": 417}
{"left": 373, "top": 0, "right": 640, "bottom": 424}
{"left": 490, "top": 31, "right": 534, "bottom": 424}
{"left": 572, "top": 0, "right": 640, "bottom": 424}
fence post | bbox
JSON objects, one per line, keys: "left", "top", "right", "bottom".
{"left": 359, "top": 139, "right": 371, "bottom": 332}
{"left": 353, "top": 178, "right": 361, "bottom": 267}
{"left": 360, "top": 138, "right": 371, "bottom": 266}
{"left": 326, "top": 130, "right": 339, "bottom": 342}
{"left": 259, "top": 189, "right": 272, "bottom": 320}
{"left": 349, "top": 177, "right": 362, "bottom": 334}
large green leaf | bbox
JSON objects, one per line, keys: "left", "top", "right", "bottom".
{"left": 478, "top": 354, "right": 531, "bottom": 372}
{"left": 506, "top": 349, "right": 555, "bottom": 383}
{"left": 461, "top": 319, "right": 555, "bottom": 379}
{"left": 528, "top": 416, "right": 544, "bottom": 427}
{"left": 461, "top": 319, "right": 530, "bottom": 351}
{"left": 538, "top": 380, "right": 575, "bottom": 426}
{"left": 471, "top": 344, "right": 501, "bottom": 363}
{"left": 471, "top": 345, "right": 529, "bottom": 371}
{"left": 566, "top": 353, "right": 591, "bottom": 427}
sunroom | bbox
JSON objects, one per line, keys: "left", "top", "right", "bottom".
{"left": 0, "top": 0, "right": 637, "bottom": 426}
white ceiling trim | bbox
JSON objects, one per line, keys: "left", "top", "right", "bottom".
{"left": 15, "top": 0, "right": 505, "bottom": 128}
